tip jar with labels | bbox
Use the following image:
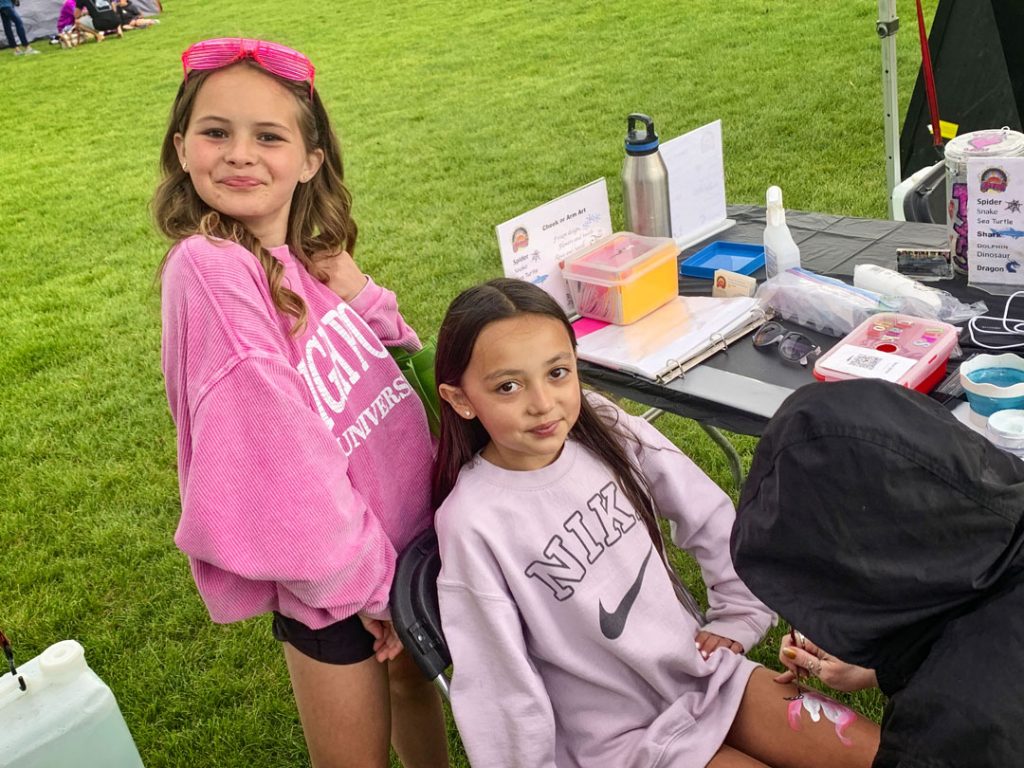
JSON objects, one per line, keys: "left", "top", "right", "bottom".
{"left": 944, "top": 127, "right": 1024, "bottom": 274}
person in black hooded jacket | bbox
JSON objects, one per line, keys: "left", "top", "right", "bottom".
{"left": 732, "top": 378, "right": 1024, "bottom": 768}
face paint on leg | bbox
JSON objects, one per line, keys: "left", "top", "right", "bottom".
{"left": 802, "top": 694, "right": 824, "bottom": 723}
{"left": 785, "top": 691, "right": 857, "bottom": 747}
{"left": 787, "top": 697, "right": 804, "bottom": 732}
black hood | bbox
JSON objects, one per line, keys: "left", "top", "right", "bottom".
{"left": 733, "top": 379, "right": 1024, "bottom": 691}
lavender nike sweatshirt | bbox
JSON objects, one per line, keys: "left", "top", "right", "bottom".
{"left": 436, "top": 395, "right": 774, "bottom": 767}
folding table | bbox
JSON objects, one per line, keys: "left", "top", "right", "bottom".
{"left": 577, "top": 205, "right": 954, "bottom": 484}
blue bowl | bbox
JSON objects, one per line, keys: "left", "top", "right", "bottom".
{"left": 960, "top": 353, "right": 1024, "bottom": 420}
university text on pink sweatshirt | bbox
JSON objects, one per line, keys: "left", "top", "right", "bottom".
{"left": 161, "top": 235, "right": 434, "bottom": 629}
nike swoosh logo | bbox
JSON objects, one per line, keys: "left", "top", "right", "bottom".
{"left": 599, "top": 546, "right": 653, "bottom": 640}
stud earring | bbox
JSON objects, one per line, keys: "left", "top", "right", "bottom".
{"left": 182, "top": 161, "right": 188, "bottom": 172}
{"left": 464, "top": 410, "right": 472, "bottom": 417}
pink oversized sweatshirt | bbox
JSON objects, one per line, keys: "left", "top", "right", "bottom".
{"left": 436, "top": 395, "right": 775, "bottom": 767}
{"left": 161, "top": 234, "right": 434, "bottom": 629}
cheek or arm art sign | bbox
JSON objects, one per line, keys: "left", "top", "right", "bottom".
{"left": 968, "top": 156, "right": 1024, "bottom": 290}
{"left": 496, "top": 179, "right": 612, "bottom": 314}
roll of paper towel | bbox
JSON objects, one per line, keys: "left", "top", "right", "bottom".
{"left": 853, "top": 264, "right": 943, "bottom": 314}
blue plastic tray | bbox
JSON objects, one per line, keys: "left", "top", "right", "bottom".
{"left": 679, "top": 241, "right": 766, "bottom": 279}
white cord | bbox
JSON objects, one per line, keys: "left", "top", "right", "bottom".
{"left": 968, "top": 291, "right": 1024, "bottom": 349}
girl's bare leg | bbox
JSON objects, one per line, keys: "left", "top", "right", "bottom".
{"left": 725, "top": 667, "right": 880, "bottom": 768}
{"left": 707, "top": 744, "right": 772, "bottom": 767}
{"left": 283, "top": 643, "right": 391, "bottom": 768}
{"left": 387, "top": 651, "right": 450, "bottom": 767}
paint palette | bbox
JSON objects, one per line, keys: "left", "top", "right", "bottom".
{"left": 813, "top": 313, "right": 958, "bottom": 393}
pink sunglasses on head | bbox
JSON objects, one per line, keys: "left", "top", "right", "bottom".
{"left": 181, "top": 38, "right": 316, "bottom": 100}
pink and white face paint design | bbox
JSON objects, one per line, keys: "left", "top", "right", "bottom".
{"left": 786, "top": 691, "right": 858, "bottom": 747}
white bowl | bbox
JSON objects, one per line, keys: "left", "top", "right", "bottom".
{"left": 987, "top": 409, "right": 1024, "bottom": 454}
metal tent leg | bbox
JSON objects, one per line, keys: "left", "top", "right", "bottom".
{"left": 640, "top": 408, "right": 665, "bottom": 422}
{"left": 878, "top": 0, "right": 901, "bottom": 216}
{"left": 700, "top": 424, "right": 745, "bottom": 490}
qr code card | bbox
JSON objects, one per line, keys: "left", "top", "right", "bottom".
{"left": 816, "top": 344, "right": 917, "bottom": 383}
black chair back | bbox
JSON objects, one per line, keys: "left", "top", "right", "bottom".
{"left": 390, "top": 528, "right": 450, "bottom": 695}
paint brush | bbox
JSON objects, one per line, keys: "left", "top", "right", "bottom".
{"left": 789, "top": 627, "right": 803, "bottom": 683}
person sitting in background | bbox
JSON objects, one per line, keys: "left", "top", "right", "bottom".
{"left": 732, "top": 378, "right": 1024, "bottom": 768}
{"left": 75, "top": 0, "right": 123, "bottom": 39}
{"left": 111, "top": 0, "right": 158, "bottom": 29}
{"left": 57, "top": 0, "right": 97, "bottom": 46}
{"left": 57, "top": 0, "right": 76, "bottom": 45}
{"left": 1, "top": 0, "right": 39, "bottom": 55}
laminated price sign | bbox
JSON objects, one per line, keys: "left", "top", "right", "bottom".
{"left": 495, "top": 179, "right": 612, "bottom": 314}
{"left": 967, "top": 155, "right": 1024, "bottom": 291}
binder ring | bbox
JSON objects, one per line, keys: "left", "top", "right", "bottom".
{"left": 657, "top": 358, "right": 686, "bottom": 384}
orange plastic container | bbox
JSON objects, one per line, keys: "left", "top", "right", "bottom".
{"left": 561, "top": 232, "right": 678, "bottom": 324}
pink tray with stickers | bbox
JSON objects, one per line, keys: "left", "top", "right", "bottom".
{"left": 812, "top": 313, "right": 958, "bottom": 394}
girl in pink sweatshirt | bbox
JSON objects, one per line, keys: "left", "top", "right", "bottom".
{"left": 152, "top": 37, "right": 447, "bottom": 768}
{"left": 432, "top": 278, "right": 880, "bottom": 767}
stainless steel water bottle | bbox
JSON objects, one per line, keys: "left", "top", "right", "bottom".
{"left": 621, "top": 113, "right": 671, "bottom": 238}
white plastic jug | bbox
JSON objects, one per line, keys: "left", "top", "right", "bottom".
{"left": 0, "top": 640, "right": 145, "bottom": 768}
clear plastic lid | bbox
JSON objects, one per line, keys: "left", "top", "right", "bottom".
{"left": 944, "top": 127, "right": 1024, "bottom": 162}
{"left": 562, "top": 232, "right": 676, "bottom": 282}
{"left": 813, "top": 313, "right": 958, "bottom": 388}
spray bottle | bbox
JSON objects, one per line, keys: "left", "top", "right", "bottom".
{"left": 763, "top": 186, "right": 801, "bottom": 278}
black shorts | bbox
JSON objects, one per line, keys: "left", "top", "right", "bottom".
{"left": 271, "top": 611, "right": 376, "bottom": 665}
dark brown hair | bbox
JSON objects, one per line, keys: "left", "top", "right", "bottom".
{"left": 432, "top": 278, "right": 669, "bottom": 559}
{"left": 151, "top": 60, "right": 357, "bottom": 335}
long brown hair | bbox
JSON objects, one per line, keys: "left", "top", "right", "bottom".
{"left": 432, "top": 278, "right": 669, "bottom": 558}
{"left": 151, "top": 59, "right": 357, "bottom": 335}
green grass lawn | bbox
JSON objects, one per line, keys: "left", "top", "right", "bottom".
{"left": 1, "top": 0, "right": 931, "bottom": 764}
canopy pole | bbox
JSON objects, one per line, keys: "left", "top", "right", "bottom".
{"left": 878, "top": 0, "right": 901, "bottom": 217}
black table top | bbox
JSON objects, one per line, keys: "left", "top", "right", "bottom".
{"left": 577, "top": 205, "right": 999, "bottom": 435}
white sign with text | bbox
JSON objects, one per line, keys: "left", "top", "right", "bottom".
{"left": 496, "top": 178, "right": 613, "bottom": 313}
{"left": 967, "top": 155, "right": 1024, "bottom": 290}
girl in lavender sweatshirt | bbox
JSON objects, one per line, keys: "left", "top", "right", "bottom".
{"left": 432, "top": 278, "right": 880, "bottom": 767}
{"left": 152, "top": 37, "right": 447, "bottom": 768}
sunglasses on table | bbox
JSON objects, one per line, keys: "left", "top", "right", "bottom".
{"left": 181, "top": 38, "right": 316, "bottom": 100}
{"left": 752, "top": 321, "right": 822, "bottom": 366}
